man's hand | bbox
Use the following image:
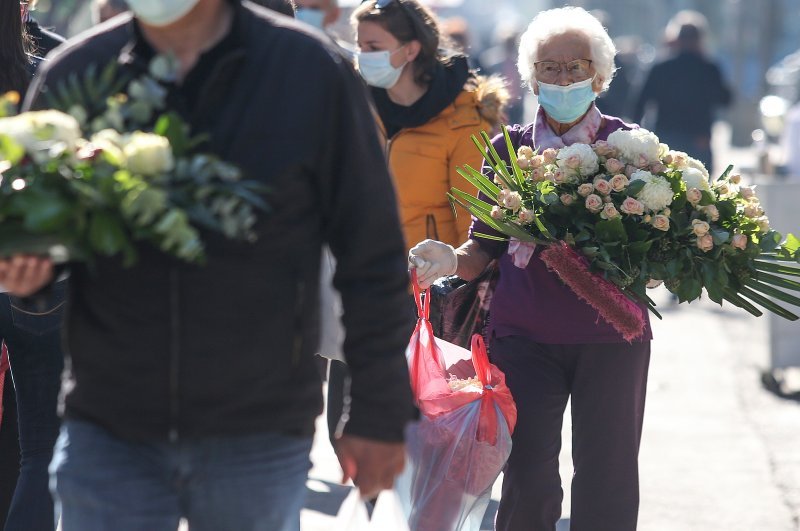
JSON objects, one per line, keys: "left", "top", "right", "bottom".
{"left": 335, "top": 434, "right": 405, "bottom": 499}
{"left": 0, "top": 255, "right": 55, "bottom": 296}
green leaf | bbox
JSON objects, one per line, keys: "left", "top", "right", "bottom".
{"left": 472, "top": 232, "right": 510, "bottom": 242}
{"left": 595, "top": 217, "right": 628, "bottom": 244}
{"left": 456, "top": 165, "right": 499, "bottom": 202}
{"left": 88, "top": 211, "right": 128, "bottom": 255}
{"left": 699, "top": 190, "right": 716, "bottom": 206}
{"left": 448, "top": 190, "right": 496, "bottom": 215}
{"left": 754, "top": 260, "right": 800, "bottom": 277}
{"left": 743, "top": 278, "right": 800, "bottom": 307}
{"left": 759, "top": 230, "right": 782, "bottom": 253}
{"left": 723, "top": 288, "right": 763, "bottom": 317}
{"left": 753, "top": 270, "right": 800, "bottom": 292}
{"left": 0, "top": 134, "right": 25, "bottom": 165}
{"left": 710, "top": 229, "right": 730, "bottom": 246}
{"left": 154, "top": 112, "right": 190, "bottom": 156}
{"left": 737, "top": 285, "right": 798, "bottom": 320}
{"left": 502, "top": 125, "right": 526, "bottom": 188}
{"left": 717, "top": 164, "right": 734, "bottom": 182}
{"left": 781, "top": 233, "right": 800, "bottom": 254}
{"left": 676, "top": 275, "right": 702, "bottom": 302}
{"left": 17, "top": 190, "right": 74, "bottom": 232}
{"left": 626, "top": 240, "right": 653, "bottom": 263}
{"left": 625, "top": 180, "right": 646, "bottom": 197}
{"left": 701, "top": 261, "right": 724, "bottom": 304}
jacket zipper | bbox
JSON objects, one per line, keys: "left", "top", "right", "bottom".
{"left": 169, "top": 266, "right": 181, "bottom": 443}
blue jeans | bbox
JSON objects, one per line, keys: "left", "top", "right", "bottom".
{"left": 1, "top": 282, "right": 66, "bottom": 531}
{"left": 51, "top": 419, "right": 314, "bottom": 531}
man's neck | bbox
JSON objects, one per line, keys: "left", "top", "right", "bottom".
{"left": 138, "top": 0, "right": 235, "bottom": 81}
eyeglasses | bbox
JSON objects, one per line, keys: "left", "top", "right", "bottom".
{"left": 534, "top": 59, "right": 593, "bottom": 83}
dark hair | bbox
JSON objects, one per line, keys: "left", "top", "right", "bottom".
{"left": 0, "top": 0, "right": 31, "bottom": 94}
{"left": 352, "top": 0, "right": 455, "bottom": 86}
{"left": 253, "top": 0, "right": 296, "bottom": 17}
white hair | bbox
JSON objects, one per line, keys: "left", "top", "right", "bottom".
{"left": 518, "top": 6, "right": 617, "bottom": 92}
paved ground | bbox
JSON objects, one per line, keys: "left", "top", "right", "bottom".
{"left": 301, "top": 288, "right": 800, "bottom": 530}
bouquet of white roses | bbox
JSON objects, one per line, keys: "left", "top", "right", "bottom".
{"left": 0, "top": 58, "right": 266, "bottom": 266}
{"left": 449, "top": 126, "right": 800, "bottom": 341}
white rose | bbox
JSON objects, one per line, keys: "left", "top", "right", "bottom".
{"left": 518, "top": 208, "right": 536, "bottom": 223}
{"left": 601, "top": 203, "right": 620, "bottom": 219}
{"left": 502, "top": 191, "right": 523, "bottom": 212}
{"left": 577, "top": 183, "right": 594, "bottom": 197}
{"left": 651, "top": 214, "right": 670, "bottom": 231}
{"left": 585, "top": 194, "right": 603, "bottom": 213}
{"left": 756, "top": 216, "right": 770, "bottom": 233}
{"left": 123, "top": 132, "right": 175, "bottom": 176}
{"left": 691, "top": 219, "right": 710, "bottom": 236}
{"left": 90, "top": 129, "right": 126, "bottom": 165}
{"left": 517, "top": 145, "right": 534, "bottom": 160}
{"left": 0, "top": 110, "right": 82, "bottom": 157}
{"left": 681, "top": 167, "right": 711, "bottom": 192}
{"left": 609, "top": 174, "right": 629, "bottom": 192}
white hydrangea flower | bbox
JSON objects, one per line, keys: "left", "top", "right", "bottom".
{"left": 680, "top": 167, "right": 711, "bottom": 192}
{"left": 555, "top": 143, "right": 599, "bottom": 181}
{"left": 606, "top": 128, "right": 662, "bottom": 166}
{"left": 631, "top": 170, "right": 674, "bottom": 212}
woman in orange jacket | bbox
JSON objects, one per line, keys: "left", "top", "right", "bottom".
{"left": 352, "top": 0, "right": 508, "bottom": 249}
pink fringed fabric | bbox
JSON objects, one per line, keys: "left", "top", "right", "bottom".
{"left": 539, "top": 241, "right": 646, "bottom": 342}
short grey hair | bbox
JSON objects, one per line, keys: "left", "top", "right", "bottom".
{"left": 517, "top": 6, "right": 617, "bottom": 92}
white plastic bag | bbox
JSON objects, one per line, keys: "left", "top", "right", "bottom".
{"left": 333, "top": 488, "right": 410, "bottom": 531}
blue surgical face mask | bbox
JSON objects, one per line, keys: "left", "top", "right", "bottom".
{"left": 356, "top": 46, "right": 407, "bottom": 89}
{"left": 296, "top": 8, "right": 325, "bottom": 30}
{"left": 536, "top": 77, "right": 598, "bottom": 124}
{"left": 125, "top": 0, "right": 200, "bottom": 26}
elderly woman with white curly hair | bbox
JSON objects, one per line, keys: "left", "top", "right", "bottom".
{"left": 409, "top": 7, "right": 652, "bottom": 531}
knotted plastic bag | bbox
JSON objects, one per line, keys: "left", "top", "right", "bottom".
{"left": 397, "top": 274, "right": 517, "bottom": 531}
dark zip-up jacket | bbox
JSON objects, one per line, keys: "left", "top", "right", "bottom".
{"left": 24, "top": 1, "right": 415, "bottom": 443}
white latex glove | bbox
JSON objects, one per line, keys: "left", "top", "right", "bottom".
{"left": 408, "top": 239, "right": 457, "bottom": 289}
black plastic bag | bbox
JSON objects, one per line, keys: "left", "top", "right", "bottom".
{"left": 427, "top": 261, "right": 499, "bottom": 349}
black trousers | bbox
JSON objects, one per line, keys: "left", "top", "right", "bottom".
{"left": 0, "top": 368, "right": 20, "bottom": 528}
{"left": 489, "top": 336, "right": 651, "bottom": 531}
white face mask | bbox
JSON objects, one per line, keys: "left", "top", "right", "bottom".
{"left": 356, "top": 46, "right": 407, "bottom": 89}
{"left": 125, "top": 0, "right": 201, "bottom": 27}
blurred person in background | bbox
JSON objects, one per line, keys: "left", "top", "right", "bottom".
{"left": 92, "top": 0, "right": 129, "bottom": 24}
{"left": 633, "top": 10, "right": 731, "bottom": 171}
{"left": 0, "top": 3, "right": 66, "bottom": 530}
{"left": 20, "top": 1, "right": 64, "bottom": 58}
{"left": 440, "top": 16, "right": 482, "bottom": 72}
{"left": 294, "top": 0, "right": 338, "bottom": 30}
{"left": 596, "top": 35, "right": 643, "bottom": 121}
{"left": 481, "top": 25, "right": 524, "bottom": 125}
{"left": 325, "top": 0, "right": 508, "bottom": 445}
{"left": 252, "top": 0, "right": 296, "bottom": 17}
{"left": 409, "top": 7, "right": 652, "bottom": 531}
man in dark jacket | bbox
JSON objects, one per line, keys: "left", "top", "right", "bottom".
{"left": 21, "top": 0, "right": 65, "bottom": 57}
{"left": 633, "top": 10, "right": 732, "bottom": 171}
{"left": 1, "top": 0, "right": 415, "bottom": 529}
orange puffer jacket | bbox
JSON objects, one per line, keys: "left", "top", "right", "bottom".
{"left": 386, "top": 76, "right": 508, "bottom": 250}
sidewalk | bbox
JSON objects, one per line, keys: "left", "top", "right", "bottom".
{"left": 301, "top": 288, "right": 800, "bottom": 530}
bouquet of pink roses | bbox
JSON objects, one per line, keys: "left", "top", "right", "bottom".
{"left": 449, "top": 126, "right": 800, "bottom": 340}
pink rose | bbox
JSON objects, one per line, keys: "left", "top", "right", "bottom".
{"left": 732, "top": 233, "right": 748, "bottom": 250}
{"left": 601, "top": 203, "right": 620, "bottom": 219}
{"left": 701, "top": 204, "right": 720, "bottom": 221}
{"left": 554, "top": 169, "right": 568, "bottom": 184}
{"left": 637, "top": 154, "right": 650, "bottom": 168}
{"left": 542, "top": 148, "right": 558, "bottom": 164}
{"left": 517, "top": 145, "right": 534, "bottom": 160}
{"left": 593, "top": 178, "right": 612, "bottom": 195}
{"left": 560, "top": 193, "right": 575, "bottom": 206}
{"left": 625, "top": 165, "right": 637, "bottom": 177}
{"left": 740, "top": 186, "right": 755, "bottom": 200}
{"left": 530, "top": 167, "right": 545, "bottom": 182}
{"left": 502, "top": 191, "right": 523, "bottom": 212}
{"left": 691, "top": 219, "right": 710, "bottom": 236}
{"left": 497, "top": 188, "right": 509, "bottom": 203}
{"left": 650, "top": 162, "right": 667, "bottom": 174}
{"left": 697, "top": 233, "right": 714, "bottom": 252}
{"left": 531, "top": 155, "right": 545, "bottom": 169}
{"left": 651, "top": 214, "right": 670, "bottom": 231}
{"left": 565, "top": 154, "right": 581, "bottom": 169}
{"left": 490, "top": 206, "right": 504, "bottom": 220}
{"left": 716, "top": 183, "right": 730, "bottom": 196}
{"left": 517, "top": 157, "right": 532, "bottom": 169}
{"left": 605, "top": 158, "right": 625, "bottom": 174}
{"left": 544, "top": 171, "right": 555, "bottom": 182}
{"left": 518, "top": 208, "right": 536, "bottom": 223}
{"left": 672, "top": 153, "right": 688, "bottom": 166}
{"left": 621, "top": 197, "right": 645, "bottom": 216}
{"left": 585, "top": 194, "right": 603, "bottom": 213}
{"left": 603, "top": 195, "right": 613, "bottom": 203}
{"left": 593, "top": 140, "right": 613, "bottom": 156}
{"left": 610, "top": 174, "right": 629, "bottom": 192}
{"left": 730, "top": 174, "right": 742, "bottom": 185}
{"left": 663, "top": 154, "right": 674, "bottom": 165}
{"left": 744, "top": 203, "right": 762, "bottom": 218}
{"left": 577, "top": 183, "right": 594, "bottom": 197}
{"left": 686, "top": 187, "right": 702, "bottom": 205}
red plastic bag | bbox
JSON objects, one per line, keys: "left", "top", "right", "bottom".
{"left": 397, "top": 274, "right": 517, "bottom": 531}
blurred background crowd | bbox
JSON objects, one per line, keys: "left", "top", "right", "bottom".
{"left": 27, "top": 0, "right": 800, "bottom": 179}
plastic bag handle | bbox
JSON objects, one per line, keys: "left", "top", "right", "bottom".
{"left": 410, "top": 269, "right": 430, "bottom": 320}
{"left": 471, "top": 334, "right": 493, "bottom": 387}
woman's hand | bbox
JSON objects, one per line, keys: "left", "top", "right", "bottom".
{"left": 0, "top": 255, "right": 55, "bottom": 296}
{"left": 408, "top": 239, "right": 458, "bottom": 289}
